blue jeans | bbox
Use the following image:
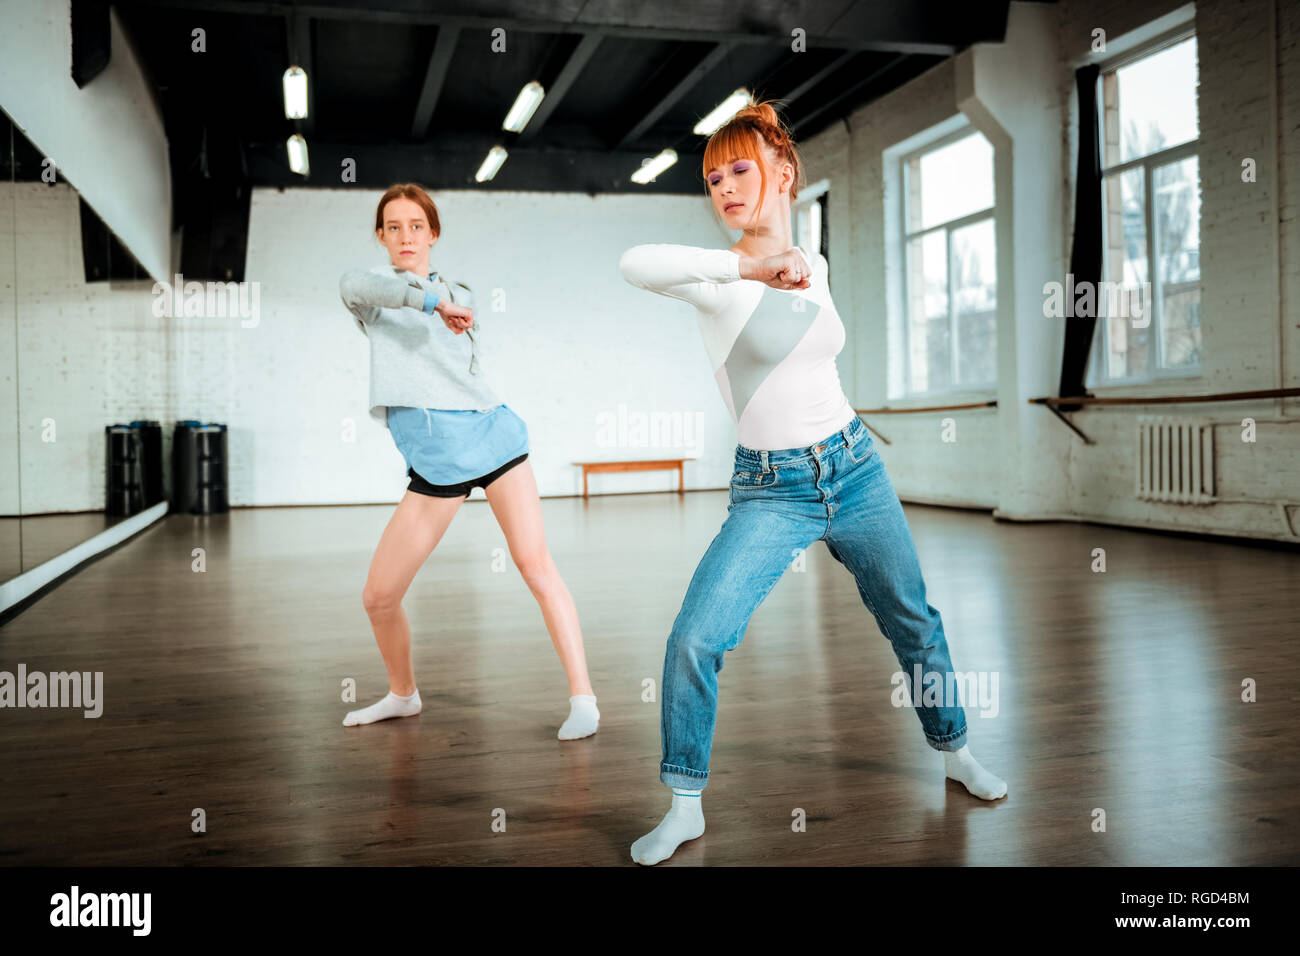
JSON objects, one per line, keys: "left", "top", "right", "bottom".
{"left": 659, "top": 414, "right": 970, "bottom": 791}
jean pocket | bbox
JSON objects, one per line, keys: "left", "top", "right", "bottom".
{"left": 730, "top": 468, "right": 777, "bottom": 488}
{"left": 847, "top": 435, "right": 875, "bottom": 464}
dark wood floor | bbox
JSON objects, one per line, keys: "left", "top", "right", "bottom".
{"left": 1, "top": 490, "right": 1296, "bottom": 865}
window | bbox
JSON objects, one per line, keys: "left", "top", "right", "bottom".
{"left": 793, "top": 180, "right": 828, "bottom": 263}
{"left": 1092, "top": 32, "right": 1200, "bottom": 384}
{"left": 900, "top": 129, "right": 997, "bottom": 395}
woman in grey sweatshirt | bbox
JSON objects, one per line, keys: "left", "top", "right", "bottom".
{"left": 337, "top": 183, "right": 599, "bottom": 741}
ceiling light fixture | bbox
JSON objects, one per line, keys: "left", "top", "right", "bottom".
{"left": 476, "top": 146, "right": 508, "bottom": 182}
{"left": 286, "top": 133, "right": 310, "bottom": 175}
{"left": 502, "top": 81, "right": 545, "bottom": 133}
{"left": 283, "top": 66, "right": 308, "bottom": 119}
{"left": 631, "top": 148, "right": 678, "bottom": 184}
{"left": 693, "top": 87, "right": 751, "bottom": 135}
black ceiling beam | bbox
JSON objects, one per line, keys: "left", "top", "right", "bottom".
{"left": 614, "top": 42, "right": 734, "bottom": 150}
{"left": 514, "top": 32, "right": 603, "bottom": 145}
{"left": 832, "top": 0, "right": 1011, "bottom": 52}
{"left": 410, "top": 25, "right": 459, "bottom": 140}
{"left": 112, "top": 0, "right": 1006, "bottom": 55}
{"left": 776, "top": 50, "right": 859, "bottom": 108}
{"left": 287, "top": 11, "right": 314, "bottom": 135}
{"left": 245, "top": 137, "right": 709, "bottom": 194}
{"left": 791, "top": 53, "right": 911, "bottom": 134}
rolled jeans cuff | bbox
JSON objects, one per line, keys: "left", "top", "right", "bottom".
{"left": 660, "top": 763, "right": 709, "bottom": 791}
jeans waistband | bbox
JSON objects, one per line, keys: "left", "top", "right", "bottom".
{"left": 735, "top": 415, "right": 867, "bottom": 469}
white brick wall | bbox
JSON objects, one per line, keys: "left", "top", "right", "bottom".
{"left": 1198, "top": 0, "right": 1281, "bottom": 391}
{"left": 801, "top": 58, "right": 1003, "bottom": 508}
{"left": 1061, "top": 0, "right": 1299, "bottom": 540}
{"left": 798, "top": 0, "right": 1300, "bottom": 541}
{"left": 1284, "top": 1, "right": 1300, "bottom": 386}
{"left": 5, "top": 0, "right": 1296, "bottom": 542}
{"left": 8, "top": 182, "right": 165, "bottom": 516}
{"left": 221, "top": 186, "right": 743, "bottom": 504}
{"left": 5, "top": 182, "right": 748, "bottom": 513}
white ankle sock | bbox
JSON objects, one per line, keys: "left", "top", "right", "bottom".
{"left": 631, "top": 787, "right": 706, "bottom": 865}
{"left": 943, "top": 744, "right": 1007, "bottom": 800}
{"left": 558, "top": 694, "right": 599, "bottom": 740}
{"left": 342, "top": 689, "right": 422, "bottom": 727}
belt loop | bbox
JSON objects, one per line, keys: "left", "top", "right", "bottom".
{"left": 842, "top": 421, "right": 853, "bottom": 447}
{"left": 760, "top": 450, "right": 769, "bottom": 471}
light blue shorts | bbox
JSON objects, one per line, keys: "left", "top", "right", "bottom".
{"left": 387, "top": 404, "right": 530, "bottom": 486}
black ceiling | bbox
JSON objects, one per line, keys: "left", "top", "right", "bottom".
{"left": 110, "top": 0, "right": 1029, "bottom": 200}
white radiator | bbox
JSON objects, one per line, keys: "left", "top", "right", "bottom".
{"left": 1135, "top": 416, "right": 1215, "bottom": 504}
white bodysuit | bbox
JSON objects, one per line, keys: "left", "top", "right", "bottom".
{"left": 619, "top": 243, "right": 857, "bottom": 451}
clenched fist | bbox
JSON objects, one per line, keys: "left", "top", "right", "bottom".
{"left": 739, "top": 249, "right": 812, "bottom": 290}
{"left": 436, "top": 300, "right": 474, "bottom": 334}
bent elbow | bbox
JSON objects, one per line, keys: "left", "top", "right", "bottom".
{"left": 618, "top": 246, "right": 649, "bottom": 288}
{"left": 338, "top": 271, "right": 361, "bottom": 308}
{"left": 339, "top": 271, "right": 375, "bottom": 328}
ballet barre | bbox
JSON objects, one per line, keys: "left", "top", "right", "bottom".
{"left": 571, "top": 457, "right": 695, "bottom": 498}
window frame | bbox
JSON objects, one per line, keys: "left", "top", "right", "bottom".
{"left": 898, "top": 125, "right": 998, "bottom": 397}
{"left": 792, "top": 178, "right": 829, "bottom": 261}
{"left": 1088, "top": 25, "right": 1202, "bottom": 388}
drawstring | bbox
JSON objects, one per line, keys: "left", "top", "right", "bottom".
{"left": 429, "top": 269, "right": 481, "bottom": 376}
{"left": 424, "top": 407, "right": 431, "bottom": 436}
{"left": 466, "top": 328, "right": 481, "bottom": 374}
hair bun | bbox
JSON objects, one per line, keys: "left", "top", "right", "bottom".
{"left": 739, "top": 100, "right": 792, "bottom": 142}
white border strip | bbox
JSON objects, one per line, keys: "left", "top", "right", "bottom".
{"left": 0, "top": 500, "right": 169, "bottom": 614}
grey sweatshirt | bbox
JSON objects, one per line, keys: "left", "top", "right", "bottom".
{"left": 339, "top": 264, "right": 502, "bottom": 427}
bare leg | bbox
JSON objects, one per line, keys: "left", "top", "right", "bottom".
{"left": 361, "top": 489, "right": 466, "bottom": 696}
{"left": 483, "top": 461, "right": 594, "bottom": 697}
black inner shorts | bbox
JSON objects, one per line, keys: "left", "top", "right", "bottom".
{"left": 406, "top": 453, "right": 529, "bottom": 498}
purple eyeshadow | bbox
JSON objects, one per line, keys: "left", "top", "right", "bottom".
{"left": 709, "top": 162, "right": 749, "bottom": 186}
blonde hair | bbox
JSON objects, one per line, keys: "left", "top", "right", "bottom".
{"left": 701, "top": 98, "right": 802, "bottom": 225}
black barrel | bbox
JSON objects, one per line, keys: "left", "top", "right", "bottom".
{"left": 128, "top": 419, "right": 164, "bottom": 507}
{"left": 194, "top": 424, "right": 229, "bottom": 514}
{"left": 105, "top": 424, "right": 143, "bottom": 516}
{"left": 171, "top": 419, "right": 202, "bottom": 513}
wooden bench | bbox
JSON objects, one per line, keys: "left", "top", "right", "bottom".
{"left": 571, "top": 458, "right": 695, "bottom": 498}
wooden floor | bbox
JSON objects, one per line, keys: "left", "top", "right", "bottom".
{"left": 1, "top": 490, "right": 1297, "bottom": 866}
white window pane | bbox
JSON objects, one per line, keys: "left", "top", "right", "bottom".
{"left": 1101, "top": 167, "right": 1149, "bottom": 379}
{"left": 1154, "top": 155, "right": 1201, "bottom": 368}
{"left": 1160, "top": 289, "right": 1201, "bottom": 368}
{"left": 1104, "top": 311, "right": 1147, "bottom": 380}
{"left": 796, "top": 200, "right": 822, "bottom": 257}
{"left": 1154, "top": 155, "right": 1200, "bottom": 284}
{"left": 951, "top": 218, "right": 996, "bottom": 387}
{"left": 1114, "top": 36, "right": 1198, "bottom": 164}
{"left": 906, "top": 230, "right": 949, "bottom": 392}
{"left": 913, "top": 132, "right": 994, "bottom": 231}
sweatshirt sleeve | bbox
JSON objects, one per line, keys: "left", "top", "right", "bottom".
{"left": 339, "top": 269, "right": 435, "bottom": 330}
{"left": 618, "top": 244, "right": 742, "bottom": 314}
{"left": 449, "top": 281, "right": 477, "bottom": 330}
